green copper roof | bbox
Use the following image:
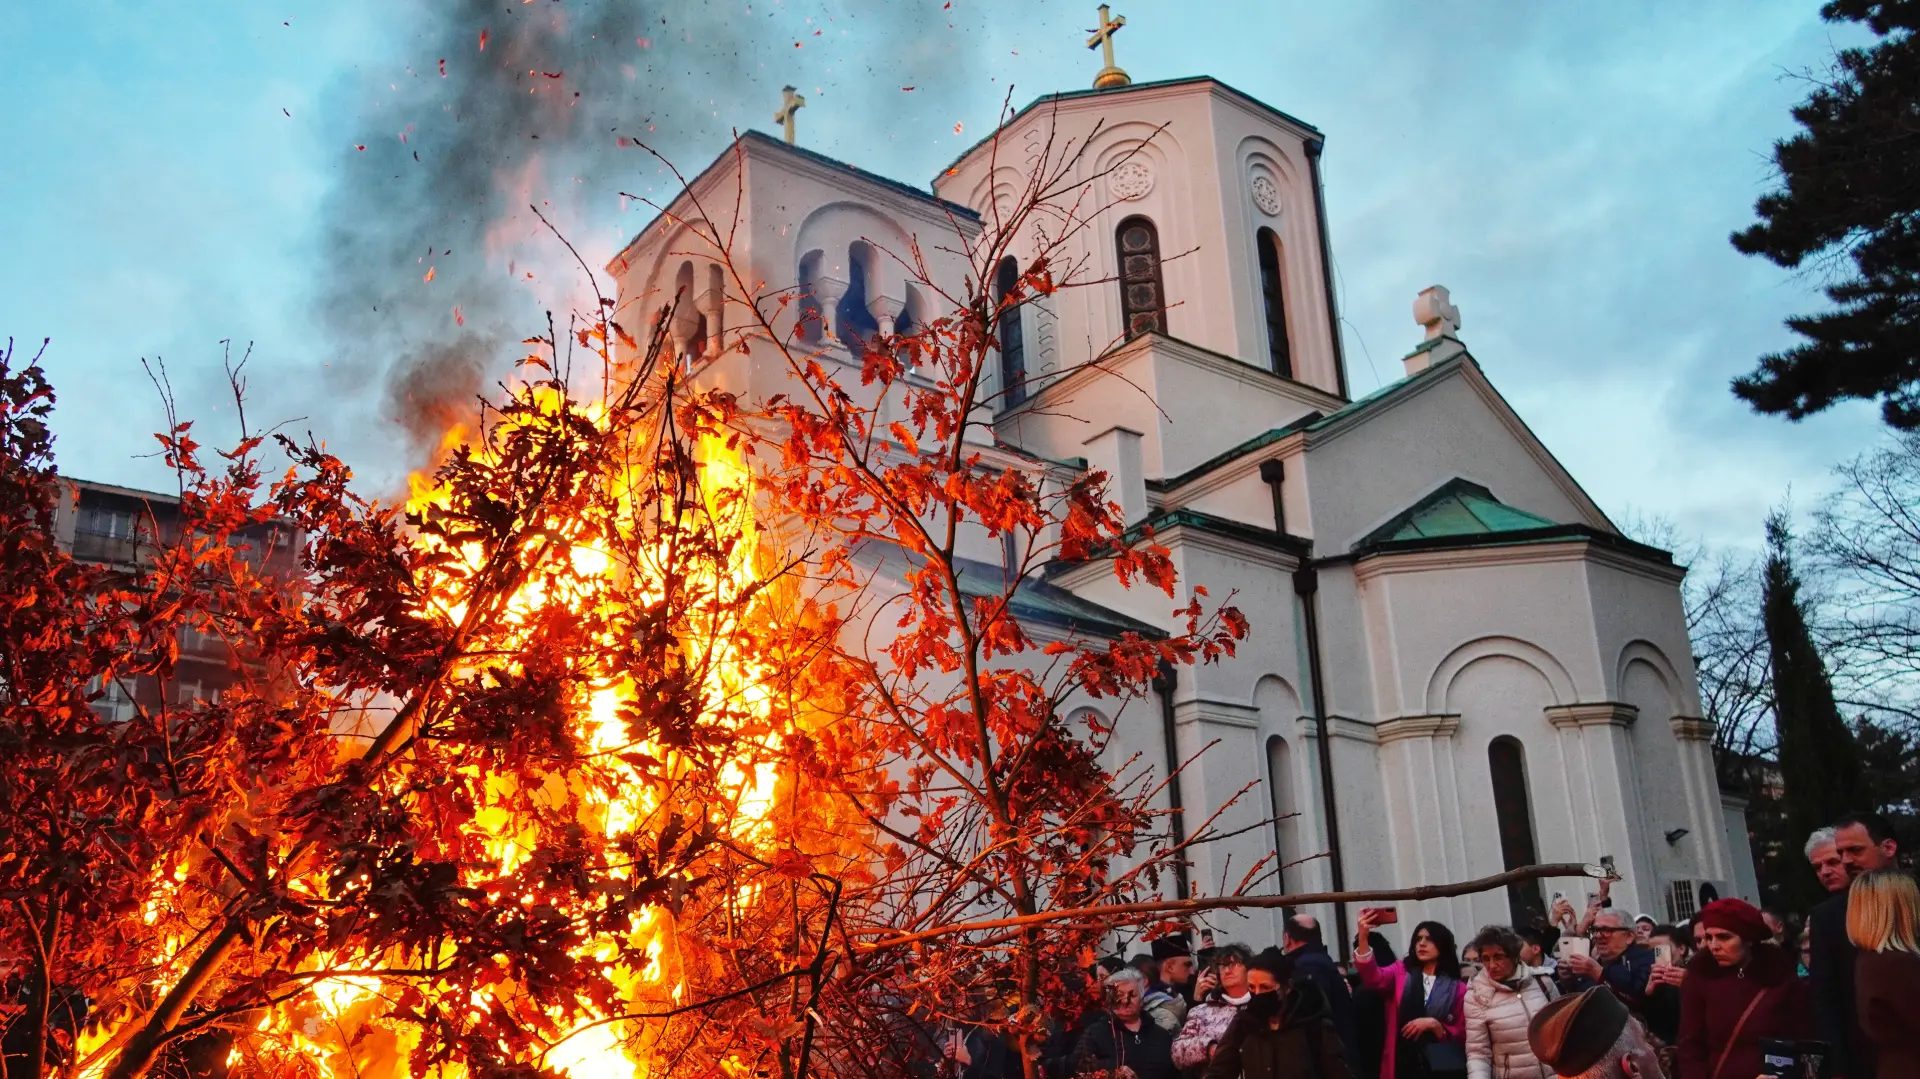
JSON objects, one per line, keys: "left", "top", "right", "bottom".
{"left": 1363, "top": 479, "right": 1559, "bottom": 546}
{"left": 951, "top": 555, "right": 1164, "bottom": 639}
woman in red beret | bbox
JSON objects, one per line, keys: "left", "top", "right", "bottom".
{"left": 1677, "top": 897, "right": 1807, "bottom": 1079}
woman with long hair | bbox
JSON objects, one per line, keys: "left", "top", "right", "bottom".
{"left": 1677, "top": 897, "right": 1806, "bottom": 1079}
{"left": 1849, "top": 868, "right": 1920, "bottom": 1076}
{"left": 1354, "top": 909, "right": 1467, "bottom": 1079}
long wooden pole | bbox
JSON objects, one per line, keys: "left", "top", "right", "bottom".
{"left": 854, "top": 861, "right": 1602, "bottom": 952}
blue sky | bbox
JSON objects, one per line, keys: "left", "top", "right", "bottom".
{"left": 0, "top": 0, "right": 1880, "bottom": 551}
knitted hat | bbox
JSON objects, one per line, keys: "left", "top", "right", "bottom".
{"left": 1528, "top": 987, "right": 1629, "bottom": 1076}
{"left": 1150, "top": 933, "right": 1191, "bottom": 961}
{"left": 1698, "top": 897, "right": 1770, "bottom": 943}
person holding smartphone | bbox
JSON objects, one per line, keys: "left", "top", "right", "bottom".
{"left": 1076, "top": 967, "right": 1179, "bottom": 1079}
{"left": 1353, "top": 908, "right": 1467, "bottom": 1079}
{"left": 1172, "top": 943, "right": 1257, "bottom": 1073}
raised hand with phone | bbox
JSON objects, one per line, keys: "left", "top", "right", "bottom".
{"left": 1352, "top": 908, "right": 1468, "bottom": 1079}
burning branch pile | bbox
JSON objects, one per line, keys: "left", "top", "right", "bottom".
{"left": 3, "top": 115, "right": 1253, "bottom": 1079}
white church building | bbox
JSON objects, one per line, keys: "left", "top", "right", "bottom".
{"left": 608, "top": 51, "right": 1760, "bottom": 951}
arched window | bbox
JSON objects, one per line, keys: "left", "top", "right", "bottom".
{"left": 1489, "top": 737, "right": 1546, "bottom": 926}
{"left": 1257, "top": 227, "right": 1292, "bottom": 378}
{"left": 1115, "top": 216, "right": 1166, "bottom": 339}
{"left": 1266, "top": 735, "right": 1298, "bottom": 893}
{"left": 995, "top": 256, "right": 1027, "bottom": 405}
{"left": 835, "top": 244, "right": 880, "bottom": 353}
{"left": 797, "top": 250, "right": 825, "bottom": 344}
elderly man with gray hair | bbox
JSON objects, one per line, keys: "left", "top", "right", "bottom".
{"left": 1554, "top": 911, "right": 1656, "bottom": 1015}
{"left": 1526, "top": 986, "right": 1665, "bottom": 1078}
{"left": 1075, "top": 967, "right": 1179, "bottom": 1079}
{"left": 1804, "top": 827, "right": 1848, "bottom": 894}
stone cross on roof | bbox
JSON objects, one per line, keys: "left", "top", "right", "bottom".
{"left": 1086, "top": 5, "right": 1132, "bottom": 90}
{"left": 1414, "top": 285, "right": 1461, "bottom": 341}
{"left": 1403, "top": 285, "right": 1466, "bottom": 376}
{"left": 775, "top": 85, "right": 806, "bottom": 146}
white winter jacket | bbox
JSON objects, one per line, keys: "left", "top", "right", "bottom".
{"left": 1464, "top": 965, "right": 1558, "bottom": 1079}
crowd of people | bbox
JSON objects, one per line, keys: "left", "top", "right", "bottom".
{"left": 931, "top": 812, "right": 1916, "bottom": 1079}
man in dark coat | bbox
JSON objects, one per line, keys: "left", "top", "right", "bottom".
{"left": 1808, "top": 812, "right": 1900, "bottom": 1079}
{"left": 1076, "top": 969, "right": 1178, "bottom": 1079}
{"left": 1556, "top": 909, "right": 1656, "bottom": 1011}
{"left": 1280, "top": 915, "right": 1359, "bottom": 1076}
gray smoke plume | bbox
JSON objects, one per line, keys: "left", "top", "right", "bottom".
{"left": 305, "top": 0, "right": 982, "bottom": 480}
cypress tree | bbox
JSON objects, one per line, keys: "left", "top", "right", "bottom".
{"left": 1762, "top": 512, "right": 1864, "bottom": 903}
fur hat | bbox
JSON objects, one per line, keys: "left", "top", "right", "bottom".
{"left": 1528, "top": 986, "right": 1629, "bottom": 1076}
{"left": 1698, "top": 898, "right": 1770, "bottom": 943}
{"left": 1149, "top": 933, "right": 1191, "bottom": 961}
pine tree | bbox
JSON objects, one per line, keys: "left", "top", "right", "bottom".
{"left": 1762, "top": 512, "right": 1865, "bottom": 906}
{"left": 1730, "top": 1, "right": 1920, "bottom": 427}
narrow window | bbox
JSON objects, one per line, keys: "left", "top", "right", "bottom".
{"left": 1266, "top": 735, "right": 1297, "bottom": 894}
{"left": 995, "top": 256, "right": 1027, "bottom": 405}
{"left": 1115, "top": 216, "right": 1166, "bottom": 339}
{"left": 797, "top": 251, "right": 825, "bottom": 344}
{"left": 835, "top": 245, "right": 880, "bottom": 353}
{"left": 1489, "top": 737, "right": 1546, "bottom": 926}
{"left": 1257, "top": 227, "right": 1292, "bottom": 377}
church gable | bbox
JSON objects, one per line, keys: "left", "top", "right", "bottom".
{"left": 1297, "top": 354, "right": 1614, "bottom": 551}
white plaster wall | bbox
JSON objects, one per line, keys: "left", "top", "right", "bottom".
{"left": 1355, "top": 553, "right": 1603, "bottom": 719}
{"left": 1301, "top": 366, "right": 1604, "bottom": 550}
{"left": 995, "top": 336, "right": 1330, "bottom": 487}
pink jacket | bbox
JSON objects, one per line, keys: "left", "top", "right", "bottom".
{"left": 1356, "top": 951, "right": 1467, "bottom": 1079}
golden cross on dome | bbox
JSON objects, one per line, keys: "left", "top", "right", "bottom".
{"left": 775, "top": 85, "right": 806, "bottom": 145}
{"left": 1086, "top": 5, "right": 1131, "bottom": 90}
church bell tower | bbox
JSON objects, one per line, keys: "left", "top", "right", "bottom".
{"left": 934, "top": 13, "right": 1349, "bottom": 403}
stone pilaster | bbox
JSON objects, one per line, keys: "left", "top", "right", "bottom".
{"left": 1544, "top": 702, "right": 1657, "bottom": 914}
{"left": 1374, "top": 714, "right": 1471, "bottom": 929}
{"left": 1667, "top": 715, "right": 1732, "bottom": 886}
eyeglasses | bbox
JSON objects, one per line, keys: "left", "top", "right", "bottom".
{"left": 1591, "top": 927, "right": 1632, "bottom": 936}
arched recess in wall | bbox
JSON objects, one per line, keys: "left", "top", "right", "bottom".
{"left": 1255, "top": 227, "right": 1292, "bottom": 378}
{"left": 1266, "top": 735, "right": 1298, "bottom": 893}
{"left": 1614, "top": 640, "right": 1683, "bottom": 708}
{"left": 995, "top": 255, "right": 1028, "bottom": 405}
{"left": 1090, "top": 129, "right": 1176, "bottom": 342}
{"left": 836, "top": 240, "right": 881, "bottom": 353}
{"left": 796, "top": 249, "right": 826, "bottom": 343}
{"left": 1426, "top": 636, "right": 1576, "bottom": 716}
{"left": 792, "top": 202, "right": 912, "bottom": 352}
{"left": 1488, "top": 736, "right": 1546, "bottom": 926}
{"left": 1255, "top": 674, "right": 1305, "bottom": 893}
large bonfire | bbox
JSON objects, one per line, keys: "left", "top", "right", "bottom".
{"left": 0, "top": 123, "right": 1255, "bottom": 1076}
